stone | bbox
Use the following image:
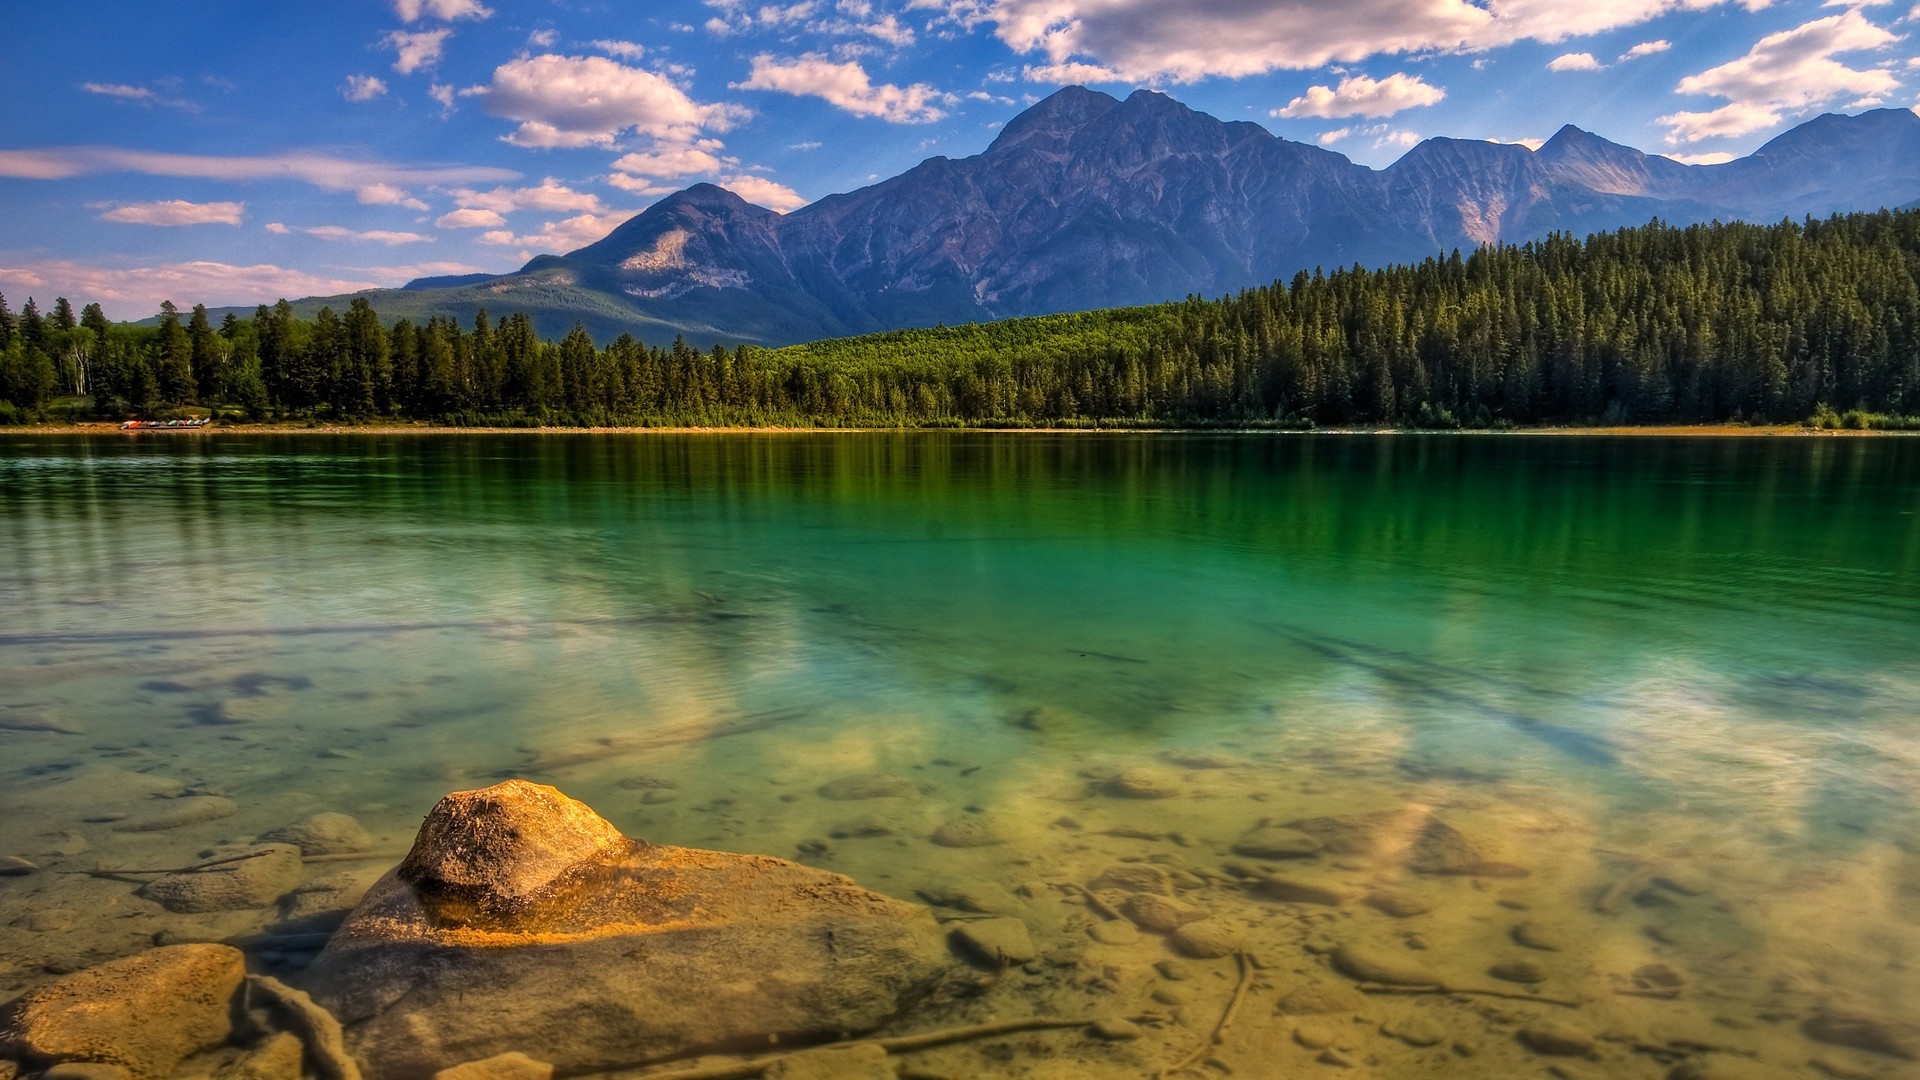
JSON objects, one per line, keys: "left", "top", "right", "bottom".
{"left": 139, "top": 846, "right": 303, "bottom": 914}
{"left": 1631, "top": 963, "right": 1685, "bottom": 991}
{"left": 1287, "top": 810, "right": 1526, "bottom": 877}
{"left": 929, "top": 817, "right": 1004, "bottom": 848}
{"left": 1273, "top": 982, "right": 1367, "bottom": 1015}
{"left": 1329, "top": 944, "right": 1439, "bottom": 987}
{"left": 1363, "top": 891, "right": 1430, "bottom": 918}
{"left": 1801, "top": 1011, "right": 1915, "bottom": 1060}
{"left": 1231, "top": 825, "right": 1323, "bottom": 860}
{"left": 1089, "top": 865, "right": 1169, "bottom": 895}
{"left": 1155, "top": 959, "right": 1192, "bottom": 981}
{"left": 218, "top": 1033, "right": 306, "bottom": 1080}
{"left": 1512, "top": 921, "right": 1563, "bottom": 951}
{"left": 27, "top": 909, "right": 76, "bottom": 933}
{"left": 1254, "top": 876, "right": 1348, "bottom": 906}
{"left": 816, "top": 774, "right": 915, "bottom": 801}
{"left": 432, "top": 1052, "right": 555, "bottom": 1080}
{"left": 1091, "top": 1018, "right": 1143, "bottom": 1041}
{"left": 829, "top": 817, "right": 895, "bottom": 840}
{"left": 1122, "top": 894, "right": 1206, "bottom": 933}
{"left": 1489, "top": 957, "right": 1547, "bottom": 983}
{"left": 763, "top": 1043, "right": 891, "bottom": 1080}
{"left": 1381, "top": 1014, "right": 1447, "bottom": 1047}
{"left": 1519, "top": 1022, "right": 1595, "bottom": 1057}
{"left": 1102, "top": 767, "right": 1182, "bottom": 799}
{"left": 1291, "top": 1022, "right": 1341, "bottom": 1050}
{"left": 113, "top": 797, "right": 238, "bottom": 833}
{"left": 1665, "top": 1056, "right": 1798, "bottom": 1080}
{"left": 244, "top": 975, "right": 359, "bottom": 1080}
{"left": 394, "top": 780, "right": 628, "bottom": 918}
{"left": 261, "top": 813, "right": 374, "bottom": 856}
{"left": 42, "top": 1066, "right": 134, "bottom": 1080}
{"left": 952, "top": 918, "right": 1038, "bottom": 968}
{"left": 1087, "top": 920, "right": 1140, "bottom": 945}
{"left": 0, "top": 944, "right": 244, "bottom": 1079}
{"left": 0, "top": 856, "right": 38, "bottom": 876}
{"left": 305, "top": 781, "right": 959, "bottom": 1079}
{"left": 1170, "top": 920, "right": 1239, "bottom": 959}
{"left": 915, "top": 881, "right": 1016, "bottom": 914}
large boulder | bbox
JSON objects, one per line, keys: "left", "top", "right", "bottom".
{"left": 303, "top": 780, "right": 960, "bottom": 1079}
{"left": 0, "top": 944, "right": 244, "bottom": 1079}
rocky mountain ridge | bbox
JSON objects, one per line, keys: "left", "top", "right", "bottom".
{"left": 294, "top": 88, "right": 1920, "bottom": 346}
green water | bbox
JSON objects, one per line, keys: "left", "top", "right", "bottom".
{"left": 2, "top": 433, "right": 1917, "bottom": 1078}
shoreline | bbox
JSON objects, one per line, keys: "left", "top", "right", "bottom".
{"left": 0, "top": 421, "right": 1907, "bottom": 438}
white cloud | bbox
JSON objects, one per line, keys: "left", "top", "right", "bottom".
{"left": 0, "top": 146, "right": 516, "bottom": 193}
{"left": 1489, "top": 135, "right": 1547, "bottom": 150}
{"left": 357, "top": 183, "right": 430, "bottom": 211}
{"left": 393, "top": 0, "right": 491, "bottom": 21}
{"left": 79, "top": 81, "right": 194, "bottom": 111}
{"left": 442, "top": 178, "right": 608, "bottom": 214}
{"left": 1319, "top": 122, "right": 1422, "bottom": 152}
{"left": 476, "top": 211, "right": 635, "bottom": 252}
{"left": 788, "top": 140, "right": 823, "bottom": 150}
{"left": 591, "top": 39, "right": 647, "bottom": 60}
{"left": 611, "top": 145, "right": 728, "bottom": 177}
{"left": 436, "top": 207, "right": 507, "bottom": 228}
{"left": 719, "top": 174, "right": 807, "bottom": 211}
{"left": 264, "top": 222, "right": 291, "bottom": 234}
{"left": 385, "top": 29, "right": 449, "bottom": 75}
{"left": 342, "top": 75, "right": 389, "bottom": 102}
{"left": 853, "top": 14, "right": 915, "bottom": 46}
{"left": 971, "top": 0, "right": 1760, "bottom": 83}
{"left": 527, "top": 29, "right": 559, "bottom": 47}
{"left": 95, "top": 200, "right": 244, "bottom": 227}
{"left": 605, "top": 174, "right": 679, "bottom": 196}
{"left": 734, "top": 54, "right": 948, "bottom": 122}
{"left": 472, "top": 54, "right": 746, "bottom": 148}
{"left": 297, "top": 225, "right": 435, "bottom": 245}
{"left": 1022, "top": 61, "right": 1124, "bottom": 83}
{"left": 428, "top": 83, "right": 457, "bottom": 115}
{"left": 1666, "top": 149, "right": 1737, "bottom": 164}
{"left": 1547, "top": 52, "right": 1605, "bottom": 71}
{"left": 1659, "top": 11, "right": 1900, "bottom": 143}
{"left": 0, "top": 259, "right": 390, "bottom": 320}
{"left": 1318, "top": 127, "right": 1353, "bottom": 144}
{"left": 1273, "top": 72, "right": 1444, "bottom": 119}
{"left": 1620, "top": 39, "right": 1672, "bottom": 60}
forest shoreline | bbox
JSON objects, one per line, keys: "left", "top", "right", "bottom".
{"left": 2, "top": 421, "right": 1907, "bottom": 437}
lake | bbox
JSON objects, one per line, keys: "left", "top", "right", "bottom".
{"left": 1, "top": 432, "right": 1917, "bottom": 1078}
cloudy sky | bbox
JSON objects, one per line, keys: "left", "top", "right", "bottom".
{"left": 2, "top": 0, "right": 1915, "bottom": 318}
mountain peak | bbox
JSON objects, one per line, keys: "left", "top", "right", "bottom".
{"left": 988, "top": 85, "right": 1121, "bottom": 155}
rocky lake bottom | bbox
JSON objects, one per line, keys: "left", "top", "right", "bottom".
{"left": 1, "top": 433, "right": 1916, "bottom": 1078}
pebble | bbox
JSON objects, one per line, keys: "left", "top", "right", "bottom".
{"left": 139, "top": 845, "right": 303, "bottom": 913}
{"left": 1292, "top": 1022, "right": 1338, "bottom": 1050}
{"left": 1329, "top": 944, "right": 1439, "bottom": 987}
{"left": 829, "top": 817, "right": 894, "bottom": 839}
{"left": 1381, "top": 1014, "right": 1447, "bottom": 1047}
{"left": 1091, "top": 1018, "right": 1143, "bottom": 1041}
{"left": 929, "top": 817, "right": 1004, "bottom": 848}
{"left": 1632, "top": 962, "right": 1685, "bottom": 991}
{"left": 952, "top": 918, "right": 1038, "bottom": 968}
{"left": 1667, "top": 1056, "right": 1797, "bottom": 1080}
{"left": 1364, "top": 890, "right": 1431, "bottom": 918}
{"left": 113, "top": 796, "right": 238, "bottom": 833}
{"left": 817, "top": 774, "right": 915, "bottom": 800}
{"left": 1171, "top": 919, "right": 1240, "bottom": 959}
{"left": 1519, "top": 1022, "right": 1595, "bottom": 1057}
{"left": 917, "top": 881, "right": 1016, "bottom": 913}
{"left": 1489, "top": 957, "right": 1547, "bottom": 983}
{"left": 1102, "top": 767, "right": 1183, "bottom": 799}
{"left": 433, "top": 1051, "right": 556, "bottom": 1080}
{"left": 0, "top": 855, "right": 40, "bottom": 876}
{"left": 27, "top": 909, "right": 76, "bottom": 933}
{"left": 1090, "top": 865, "right": 1170, "bottom": 895}
{"left": 1512, "top": 920, "right": 1563, "bottom": 951}
{"left": 1231, "top": 825, "right": 1324, "bottom": 859}
{"left": 1317, "top": 1049, "right": 1356, "bottom": 1068}
{"left": 1255, "top": 876, "right": 1348, "bottom": 906}
{"left": 261, "top": 812, "right": 374, "bottom": 856}
{"left": 1087, "top": 920, "right": 1141, "bottom": 945}
{"left": 1274, "top": 982, "right": 1368, "bottom": 1015}
{"left": 1123, "top": 893, "right": 1207, "bottom": 933}
{"left": 1155, "top": 959, "right": 1193, "bottom": 981}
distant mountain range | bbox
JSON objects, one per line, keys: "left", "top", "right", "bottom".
{"left": 265, "top": 87, "right": 1920, "bottom": 346}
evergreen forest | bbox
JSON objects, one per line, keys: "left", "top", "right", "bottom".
{"left": 3, "top": 209, "right": 1918, "bottom": 429}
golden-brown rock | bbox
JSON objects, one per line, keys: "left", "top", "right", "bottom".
{"left": 0, "top": 944, "right": 244, "bottom": 1079}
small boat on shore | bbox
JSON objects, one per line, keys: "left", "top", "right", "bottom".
{"left": 120, "top": 418, "right": 211, "bottom": 431}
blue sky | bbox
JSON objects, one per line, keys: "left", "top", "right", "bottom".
{"left": 2, "top": 0, "right": 1915, "bottom": 318}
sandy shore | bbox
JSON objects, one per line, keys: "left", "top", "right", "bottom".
{"left": 4, "top": 421, "right": 1906, "bottom": 437}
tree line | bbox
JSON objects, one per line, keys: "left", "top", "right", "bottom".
{"left": 3, "top": 208, "right": 1917, "bottom": 428}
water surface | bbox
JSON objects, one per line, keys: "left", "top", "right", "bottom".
{"left": 2, "top": 433, "right": 1916, "bottom": 1078}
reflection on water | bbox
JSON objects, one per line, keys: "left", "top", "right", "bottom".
{"left": 1, "top": 433, "right": 1918, "bottom": 1078}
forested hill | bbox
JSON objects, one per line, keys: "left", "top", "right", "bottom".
{"left": 3, "top": 210, "right": 1917, "bottom": 429}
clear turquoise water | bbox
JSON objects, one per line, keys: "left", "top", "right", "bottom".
{"left": 1, "top": 433, "right": 1916, "bottom": 1077}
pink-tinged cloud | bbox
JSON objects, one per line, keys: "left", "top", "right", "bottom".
{"left": 733, "top": 54, "right": 948, "bottom": 122}
{"left": 0, "top": 146, "right": 517, "bottom": 191}
{"left": 1273, "top": 73, "right": 1445, "bottom": 119}
{"left": 473, "top": 54, "right": 747, "bottom": 148}
{"left": 96, "top": 199, "right": 245, "bottom": 227}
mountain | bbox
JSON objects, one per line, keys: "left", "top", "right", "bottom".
{"left": 269, "top": 88, "right": 1920, "bottom": 346}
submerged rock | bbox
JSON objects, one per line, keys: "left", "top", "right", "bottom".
{"left": 929, "top": 816, "right": 1005, "bottom": 848}
{"left": 951, "top": 918, "right": 1037, "bottom": 968}
{"left": 113, "top": 796, "right": 237, "bottom": 833}
{"left": 431, "top": 1052, "right": 553, "bottom": 1080}
{"left": 1287, "top": 810, "right": 1527, "bottom": 877}
{"left": 0, "top": 944, "right": 244, "bottom": 1078}
{"left": 1102, "top": 767, "right": 1182, "bottom": 799}
{"left": 138, "top": 845, "right": 303, "bottom": 914}
{"left": 1231, "top": 825, "right": 1324, "bottom": 860}
{"left": 262, "top": 812, "right": 374, "bottom": 856}
{"left": 304, "top": 779, "right": 958, "bottom": 1079}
